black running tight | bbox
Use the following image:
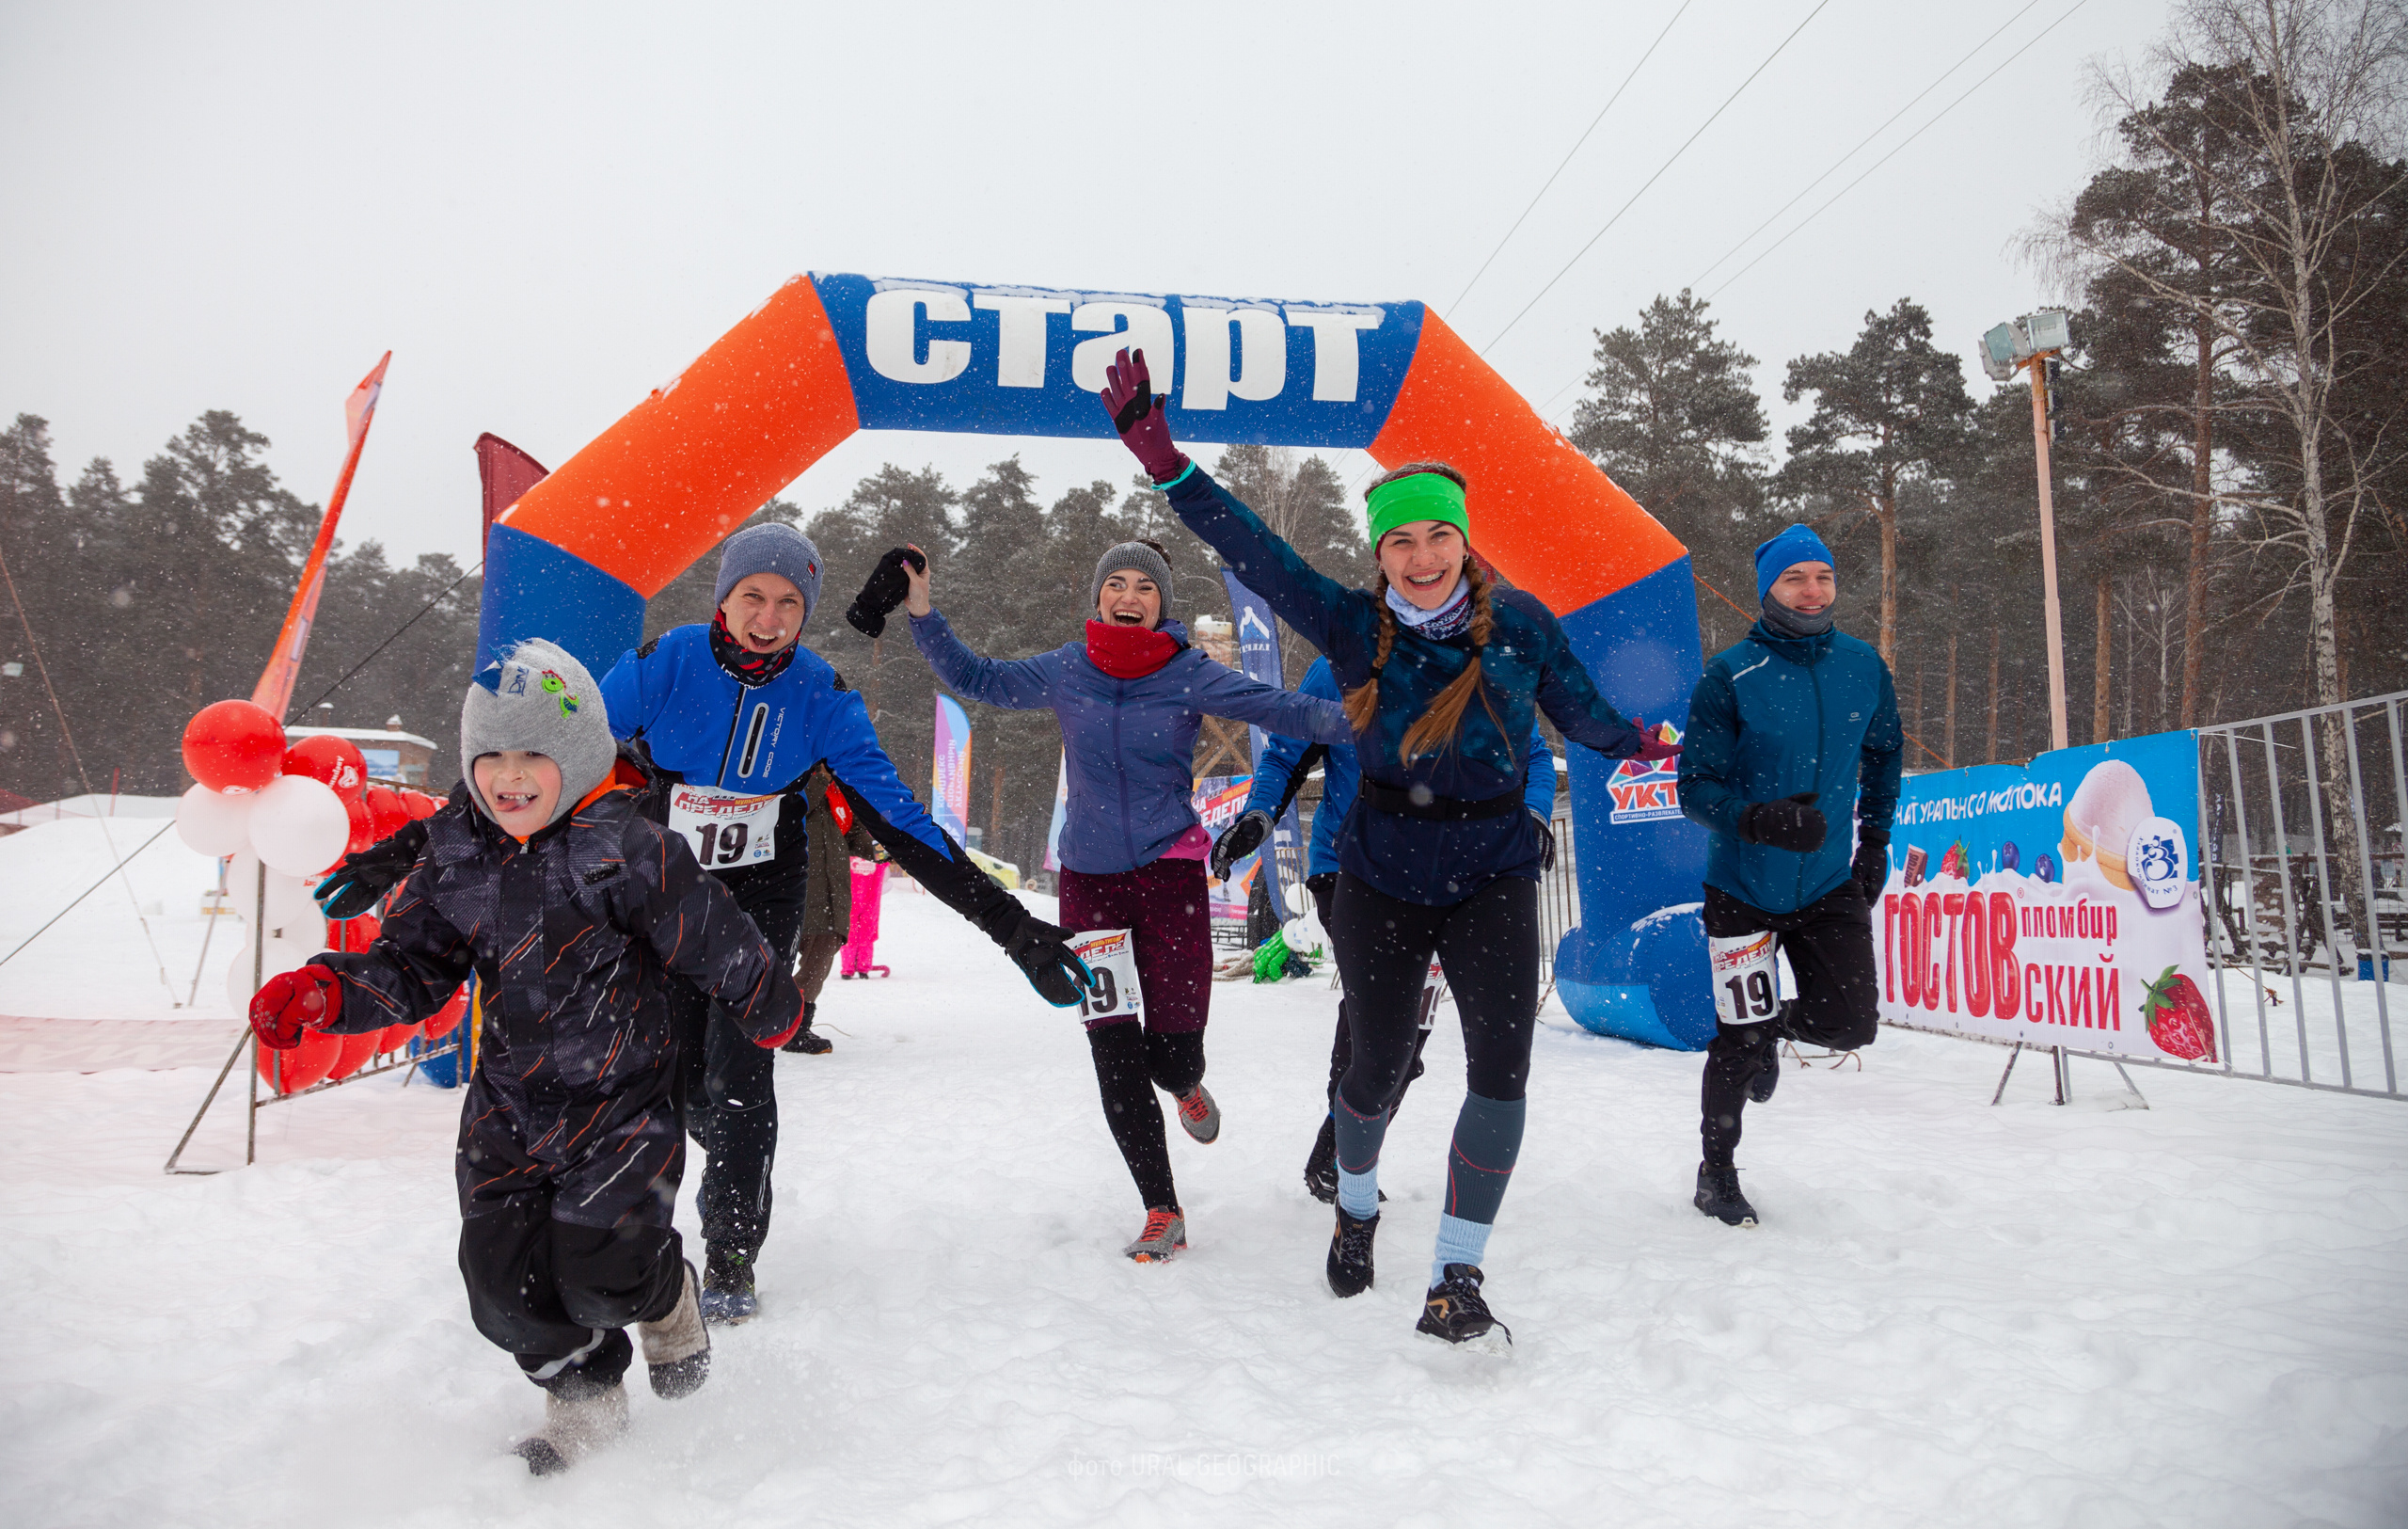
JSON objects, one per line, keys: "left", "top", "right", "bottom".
{"left": 1085, "top": 1021, "right": 1206, "bottom": 1212}
{"left": 1327, "top": 872, "right": 1539, "bottom": 1115}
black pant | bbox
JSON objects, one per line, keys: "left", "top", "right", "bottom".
{"left": 1327, "top": 872, "right": 1539, "bottom": 1115}
{"left": 1307, "top": 873, "right": 1429, "bottom": 1113}
{"left": 1086, "top": 1022, "right": 1208, "bottom": 1211}
{"left": 675, "top": 889, "right": 803, "bottom": 1264}
{"left": 459, "top": 1177, "right": 686, "bottom": 1392}
{"left": 1700, "top": 882, "right": 1879, "bottom": 1169}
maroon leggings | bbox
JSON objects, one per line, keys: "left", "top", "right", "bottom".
{"left": 1059, "top": 856, "right": 1212, "bottom": 1210}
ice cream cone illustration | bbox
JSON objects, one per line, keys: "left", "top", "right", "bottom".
{"left": 2063, "top": 759, "right": 2153, "bottom": 891}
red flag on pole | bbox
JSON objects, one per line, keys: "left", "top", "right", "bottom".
{"left": 474, "top": 433, "right": 548, "bottom": 552}
{"left": 250, "top": 353, "right": 391, "bottom": 722}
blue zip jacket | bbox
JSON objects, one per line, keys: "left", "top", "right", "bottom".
{"left": 1679, "top": 619, "right": 1904, "bottom": 914}
{"left": 1164, "top": 466, "right": 1647, "bottom": 904}
{"left": 1243, "top": 656, "right": 1560, "bottom": 879}
{"left": 910, "top": 609, "right": 1352, "bottom": 876}
{"left": 599, "top": 623, "right": 953, "bottom": 862}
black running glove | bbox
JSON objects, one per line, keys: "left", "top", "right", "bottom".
{"left": 1001, "top": 910, "right": 1094, "bottom": 1008}
{"left": 1738, "top": 792, "right": 1826, "bottom": 853}
{"left": 1210, "top": 810, "right": 1272, "bottom": 881}
{"left": 844, "top": 546, "right": 928, "bottom": 640}
{"left": 312, "top": 816, "right": 431, "bottom": 920}
{"left": 1528, "top": 808, "right": 1558, "bottom": 872}
{"left": 1851, "top": 829, "right": 1891, "bottom": 902}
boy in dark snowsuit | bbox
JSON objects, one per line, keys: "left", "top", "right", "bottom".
{"left": 249, "top": 639, "right": 805, "bottom": 1474}
{"left": 1677, "top": 525, "right": 1903, "bottom": 1226}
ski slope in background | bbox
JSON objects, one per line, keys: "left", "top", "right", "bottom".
{"left": 3, "top": 822, "right": 2406, "bottom": 1527}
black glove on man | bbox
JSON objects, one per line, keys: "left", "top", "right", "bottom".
{"left": 1851, "top": 829, "right": 1891, "bottom": 902}
{"left": 1210, "top": 810, "right": 1272, "bottom": 881}
{"left": 1738, "top": 792, "right": 1827, "bottom": 854}
{"left": 999, "top": 910, "right": 1094, "bottom": 1008}
{"left": 845, "top": 547, "right": 928, "bottom": 639}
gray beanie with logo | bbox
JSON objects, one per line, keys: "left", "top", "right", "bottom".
{"left": 1090, "top": 541, "right": 1174, "bottom": 624}
{"left": 714, "top": 521, "right": 824, "bottom": 624}
{"left": 460, "top": 639, "right": 618, "bottom": 828}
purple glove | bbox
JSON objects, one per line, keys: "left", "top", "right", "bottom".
{"left": 1101, "top": 348, "right": 1189, "bottom": 483}
{"left": 1630, "top": 718, "right": 1682, "bottom": 762}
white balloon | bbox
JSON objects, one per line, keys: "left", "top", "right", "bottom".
{"left": 223, "top": 853, "right": 325, "bottom": 940}
{"left": 174, "top": 783, "right": 254, "bottom": 858}
{"left": 249, "top": 774, "right": 350, "bottom": 879}
{"left": 224, "top": 931, "right": 323, "bottom": 1011}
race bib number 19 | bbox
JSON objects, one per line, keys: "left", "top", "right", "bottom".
{"left": 1068, "top": 928, "right": 1144, "bottom": 1023}
{"left": 667, "top": 784, "right": 781, "bottom": 869}
{"left": 1709, "top": 931, "right": 1782, "bottom": 1026}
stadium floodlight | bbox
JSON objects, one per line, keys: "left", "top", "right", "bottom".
{"left": 1980, "top": 324, "right": 2020, "bottom": 381}
{"left": 2022, "top": 309, "right": 2072, "bottom": 353}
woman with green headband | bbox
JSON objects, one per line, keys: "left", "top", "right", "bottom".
{"left": 1100, "top": 348, "right": 1679, "bottom": 1351}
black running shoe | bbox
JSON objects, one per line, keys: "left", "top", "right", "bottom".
{"left": 1416, "top": 1264, "right": 1511, "bottom": 1351}
{"left": 1748, "top": 1012, "right": 1786, "bottom": 1104}
{"left": 1694, "top": 1163, "right": 1758, "bottom": 1227}
{"left": 1304, "top": 1117, "right": 1339, "bottom": 1203}
{"left": 782, "top": 1026, "right": 832, "bottom": 1055}
{"left": 1325, "top": 1203, "right": 1378, "bottom": 1298}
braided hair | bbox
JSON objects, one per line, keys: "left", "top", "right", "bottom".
{"left": 1342, "top": 463, "right": 1503, "bottom": 763}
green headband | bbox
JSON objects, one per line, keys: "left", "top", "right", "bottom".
{"left": 1366, "top": 472, "right": 1470, "bottom": 543}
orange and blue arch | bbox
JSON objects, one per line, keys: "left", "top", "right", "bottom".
{"left": 482, "top": 273, "right": 1715, "bottom": 1047}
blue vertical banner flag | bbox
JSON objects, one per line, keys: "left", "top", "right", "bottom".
{"left": 931, "top": 693, "right": 973, "bottom": 846}
{"left": 1220, "top": 570, "right": 1297, "bottom": 920}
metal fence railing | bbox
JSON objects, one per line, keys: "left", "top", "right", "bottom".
{"left": 2189, "top": 692, "right": 2406, "bottom": 1101}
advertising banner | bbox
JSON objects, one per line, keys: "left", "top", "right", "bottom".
{"left": 931, "top": 694, "right": 973, "bottom": 846}
{"left": 1221, "top": 569, "right": 1297, "bottom": 920}
{"left": 1872, "top": 729, "right": 2216, "bottom": 1064}
{"left": 1193, "top": 773, "right": 1258, "bottom": 920}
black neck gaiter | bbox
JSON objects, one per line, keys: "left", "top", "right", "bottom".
{"left": 710, "top": 611, "right": 799, "bottom": 686}
{"left": 1759, "top": 594, "right": 1834, "bottom": 640}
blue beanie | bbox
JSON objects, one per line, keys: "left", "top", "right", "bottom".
{"left": 1754, "top": 524, "right": 1834, "bottom": 601}
{"left": 714, "top": 521, "right": 823, "bottom": 625}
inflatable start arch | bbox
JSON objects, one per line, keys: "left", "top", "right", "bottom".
{"left": 480, "top": 273, "right": 1715, "bottom": 1048}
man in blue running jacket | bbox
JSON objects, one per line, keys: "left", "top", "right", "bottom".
{"left": 1678, "top": 524, "right": 1902, "bottom": 1228}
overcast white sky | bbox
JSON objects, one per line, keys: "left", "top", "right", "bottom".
{"left": 2, "top": 0, "right": 2174, "bottom": 572}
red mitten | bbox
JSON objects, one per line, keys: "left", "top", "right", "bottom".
{"left": 249, "top": 964, "right": 342, "bottom": 1050}
{"left": 1100, "top": 348, "right": 1189, "bottom": 483}
{"left": 1631, "top": 718, "right": 1683, "bottom": 763}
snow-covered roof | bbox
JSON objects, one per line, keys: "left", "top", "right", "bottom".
{"left": 284, "top": 725, "right": 440, "bottom": 752}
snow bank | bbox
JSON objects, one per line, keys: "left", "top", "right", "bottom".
{"left": 0, "top": 816, "right": 246, "bottom": 1022}
{"left": 2, "top": 892, "right": 2404, "bottom": 1527}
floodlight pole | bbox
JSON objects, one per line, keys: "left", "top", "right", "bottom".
{"left": 2024, "top": 352, "right": 2070, "bottom": 752}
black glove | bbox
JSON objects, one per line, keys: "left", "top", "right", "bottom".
{"left": 1210, "top": 810, "right": 1272, "bottom": 881}
{"left": 1851, "top": 829, "right": 1890, "bottom": 902}
{"left": 1738, "top": 792, "right": 1826, "bottom": 853}
{"left": 1001, "top": 911, "right": 1094, "bottom": 1008}
{"left": 1528, "top": 808, "right": 1557, "bottom": 873}
{"left": 313, "top": 816, "right": 430, "bottom": 920}
{"left": 844, "top": 547, "right": 928, "bottom": 640}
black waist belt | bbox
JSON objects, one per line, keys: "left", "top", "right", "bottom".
{"left": 1360, "top": 780, "right": 1522, "bottom": 821}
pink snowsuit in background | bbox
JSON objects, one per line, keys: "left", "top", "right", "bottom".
{"left": 841, "top": 857, "right": 886, "bottom": 977}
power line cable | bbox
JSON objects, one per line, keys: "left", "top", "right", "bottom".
{"left": 1480, "top": 0, "right": 1833, "bottom": 355}
{"left": 293, "top": 560, "right": 483, "bottom": 714}
{"left": 1448, "top": 0, "right": 1696, "bottom": 317}
{"left": 1689, "top": 0, "right": 2044, "bottom": 289}
{"left": 1707, "top": 0, "right": 2091, "bottom": 299}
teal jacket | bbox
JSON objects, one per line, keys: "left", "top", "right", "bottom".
{"left": 1679, "top": 621, "right": 1903, "bottom": 914}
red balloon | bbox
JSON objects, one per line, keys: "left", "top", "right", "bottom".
{"left": 183, "top": 701, "right": 286, "bottom": 793}
{"left": 326, "top": 1028, "right": 381, "bottom": 1082}
{"left": 422, "top": 989, "right": 468, "bottom": 1041}
{"left": 363, "top": 785, "right": 411, "bottom": 843}
{"left": 377, "top": 1021, "right": 421, "bottom": 1054}
{"left": 256, "top": 1028, "right": 341, "bottom": 1095}
{"left": 341, "top": 793, "right": 374, "bottom": 856}
{"left": 407, "top": 790, "right": 444, "bottom": 820}
{"left": 329, "top": 913, "right": 381, "bottom": 952}
{"left": 284, "top": 736, "right": 367, "bottom": 802}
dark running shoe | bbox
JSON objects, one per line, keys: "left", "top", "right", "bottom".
{"left": 1325, "top": 1203, "right": 1378, "bottom": 1298}
{"left": 1304, "top": 1116, "right": 1339, "bottom": 1203}
{"left": 1416, "top": 1264, "right": 1512, "bottom": 1352}
{"left": 782, "top": 1026, "right": 832, "bottom": 1055}
{"left": 699, "top": 1247, "right": 759, "bottom": 1325}
{"left": 1748, "top": 1012, "right": 1786, "bottom": 1104}
{"left": 1694, "top": 1163, "right": 1759, "bottom": 1227}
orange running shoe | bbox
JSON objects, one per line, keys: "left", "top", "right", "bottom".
{"left": 1122, "top": 1206, "right": 1187, "bottom": 1263}
{"left": 1175, "top": 1083, "right": 1221, "bottom": 1144}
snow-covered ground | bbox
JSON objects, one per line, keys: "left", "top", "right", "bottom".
{"left": 5, "top": 840, "right": 2408, "bottom": 1526}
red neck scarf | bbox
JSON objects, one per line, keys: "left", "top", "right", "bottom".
{"left": 1085, "top": 619, "right": 1180, "bottom": 679}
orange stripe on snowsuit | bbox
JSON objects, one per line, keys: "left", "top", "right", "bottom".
{"left": 499, "top": 276, "right": 859, "bottom": 598}
{"left": 1368, "top": 309, "right": 1684, "bottom": 615}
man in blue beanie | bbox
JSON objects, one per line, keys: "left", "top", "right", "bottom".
{"left": 1676, "top": 523, "right": 1902, "bottom": 1226}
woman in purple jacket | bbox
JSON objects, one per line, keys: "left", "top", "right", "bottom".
{"left": 903, "top": 540, "right": 1353, "bottom": 1262}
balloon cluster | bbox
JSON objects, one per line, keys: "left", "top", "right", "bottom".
{"left": 173, "top": 699, "right": 448, "bottom": 1096}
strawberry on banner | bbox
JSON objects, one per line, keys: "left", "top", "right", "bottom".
{"left": 1870, "top": 729, "right": 2215, "bottom": 1064}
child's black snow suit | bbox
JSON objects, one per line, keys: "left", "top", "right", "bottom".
{"left": 316, "top": 761, "right": 803, "bottom": 1389}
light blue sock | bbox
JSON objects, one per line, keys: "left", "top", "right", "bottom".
{"left": 1431, "top": 1213, "right": 1493, "bottom": 1289}
{"left": 1337, "top": 1165, "right": 1380, "bottom": 1219}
